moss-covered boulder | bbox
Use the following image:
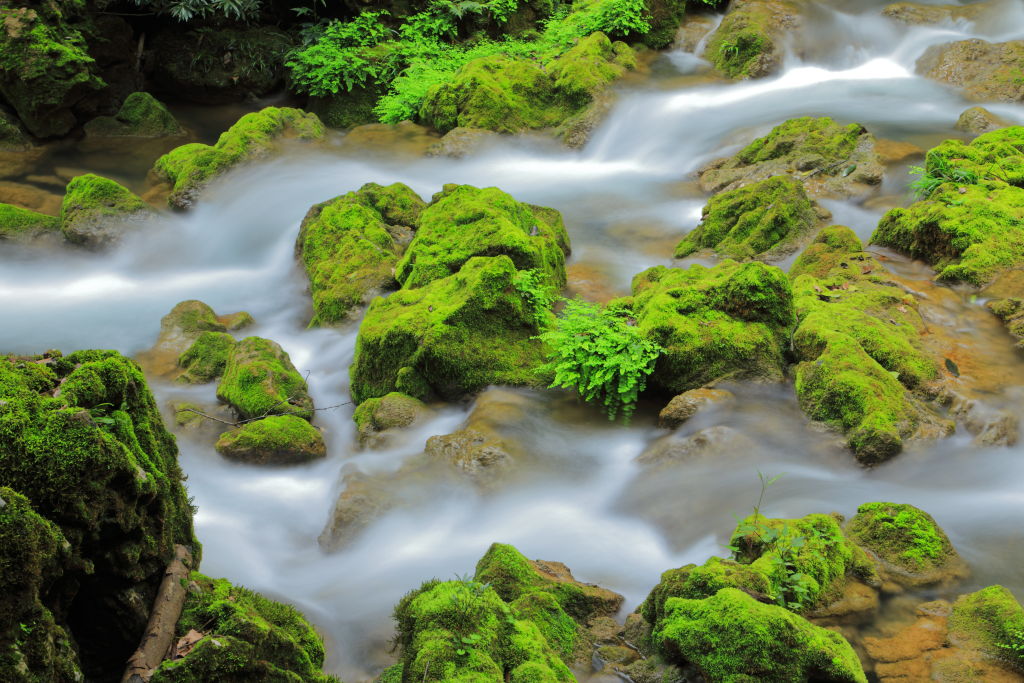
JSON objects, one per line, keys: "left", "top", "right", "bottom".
{"left": 60, "top": 173, "right": 153, "bottom": 249}
{"left": 0, "top": 350, "right": 196, "bottom": 677}
{"left": 350, "top": 255, "right": 547, "bottom": 404}
{"left": 149, "top": 572, "right": 338, "bottom": 682}
{"left": 626, "top": 260, "right": 794, "bottom": 394}
{"left": 139, "top": 300, "right": 254, "bottom": 379}
{"left": 83, "top": 91, "right": 185, "bottom": 138}
{"left": 915, "top": 126, "right": 1024, "bottom": 190}
{"left": 917, "top": 39, "right": 1024, "bottom": 102}
{"left": 947, "top": 585, "right": 1024, "bottom": 666}
{"left": 177, "top": 331, "right": 236, "bottom": 384}
{"left": 297, "top": 182, "right": 426, "bottom": 326}
{"left": 214, "top": 415, "right": 326, "bottom": 465}
{"left": 791, "top": 227, "right": 948, "bottom": 463}
{"left": 652, "top": 588, "right": 868, "bottom": 682}
{"left": 845, "top": 502, "right": 967, "bottom": 588}
{"left": 217, "top": 336, "right": 313, "bottom": 421}
{"left": 676, "top": 175, "right": 821, "bottom": 261}
{"left": 353, "top": 391, "right": 430, "bottom": 448}
{"left": 698, "top": 117, "right": 885, "bottom": 198}
{"left": 0, "top": 2, "right": 105, "bottom": 137}
{"left": 397, "top": 184, "right": 570, "bottom": 289}
{"left": 547, "top": 32, "right": 637, "bottom": 106}
{"left": 0, "top": 202, "right": 61, "bottom": 246}
{"left": 702, "top": 0, "right": 804, "bottom": 79}
{"left": 152, "top": 107, "right": 325, "bottom": 209}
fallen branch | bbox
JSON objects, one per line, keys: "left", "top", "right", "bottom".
{"left": 121, "top": 544, "right": 193, "bottom": 683}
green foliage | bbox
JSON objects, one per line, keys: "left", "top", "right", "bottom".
{"left": 513, "top": 269, "right": 557, "bottom": 327}
{"left": 538, "top": 298, "right": 662, "bottom": 422}
{"left": 909, "top": 155, "right": 980, "bottom": 199}
{"left": 132, "top": 0, "right": 263, "bottom": 22}
{"left": 998, "top": 627, "right": 1024, "bottom": 668}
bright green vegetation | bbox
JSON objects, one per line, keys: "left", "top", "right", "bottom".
{"left": 791, "top": 227, "right": 941, "bottom": 463}
{"left": 675, "top": 175, "right": 818, "bottom": 260}
{"left": 297, "top": 182, "right": 425, "bottom": 326}
{"left": 623, "top": 260, "right": 795, "bottom": 394}
{"left": 652, "top": 588, "right": 867, "bottom": 682}
{"left": 60, "top": 173, "right": 152, "bottom": 248}
{"left": 948, "top": 585, "right": 1024, "bottom": 671}
{"left": 0, "top": 203, "right": 60, "bottom": 244}
{"left": 177, "top": 331, "right": 236, "bottom": 384}
{"left": 83, "top": 91, "right": 185, "bottom": 138}
{"left": 215, "top": 415, "right": 326, "bottom": 464}
{"left": 162, "top": 299, "right": 228, "bottom": 336}
{"left": 350, "top": 255, "right": 547, "bottom": 404}
{"left": 989, "top": 297, "right": 1024, "bottom": 351}
{"left": 152, "top": 107, "right": 325, "bottom": 208}
{"left": 353, "top": 391, "right": 428, "bottom": 445}
{"left": 397, "top": 185, "right": 570, "bottom": 289}
{"left": 846, "top": 502, "right": 957, "bottom": 572}
{"left": 872, "top": 127, "right": 1024, "bottom": 287}
{"left": 150, "top": 572, "right": 339, "bottom": 682}
{"left": 0, "top": 350, "right": 196, "bottom": 677}
{"left": 216, "top": 336, "right": 313, "bottom": 420}
{"left": 538, "top": 298, "right": 662, "bottom": 421}
{"left": 738, "top": 117, "right": 864, "bottom": 167}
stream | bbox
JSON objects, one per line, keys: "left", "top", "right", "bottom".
{"left": 2, "top": 0, "right": 1024, "bottom": 679}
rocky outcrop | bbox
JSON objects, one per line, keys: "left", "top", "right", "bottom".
{"left": 917, "top": 39, "right": 1024, "bottom": 103}
{"left": 353, "top": 391, "right": 432, "bottom": 448}
{"left": 214, "top": 415, "right": 326, "bottom": 465}
{"left": 702, "top": 0, "right": 805, "bottom": 79}
{"left": 882, "top": 1, "right": 995, "bottom": 25}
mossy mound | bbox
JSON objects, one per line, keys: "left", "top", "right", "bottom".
{"left": 60, "top": 173, "right": 153, "bottom": 249}
{"left": 0, "top": 350, "right": 196, "bottom": 677}
{"left": 215, "top": 415, "right": 326, "bottom": 465}
{"left": 152, "top": 107, "right": 325, "bottom": 209}
{"left": 83, "top": 91, "right": 185, "bottom": 138}
{"left": 789, "top": 225, "right": 864, "bottom": 279}
{"left": 920, "top": 126, "right": 1024, "bottom": 188}
{"left": 641, "top": 556, "right": 773, "bottom": 627}
{"left": 846, "top": 502, "right": 966, "bottom": 587}
{"left": 177, "top": 331, "right": 236, "bottom": 384}
{"left": 349, "top": 255, "right": 547, "bottom": 404}
{"left": 297, "top": 182, "right": 425, "bottom": 326}
{"left": 699, "top": 117, "right": 884, "bottom": 198}
{"left": 353, "top": 391, "right": 430, "bottom": 448}
{"left": 791, "top": 227, "right": 945, "bottom": 463}
{"left": 217, "top": 337, "right": 313, "bottom": 421}
{"left": 676, "top": 175, "right": 819, "bottom": 261}
{"left": 547, "top": 32, "right": 637, "bottom": 106}
{"left": 626, "top": 260, "right": 795, "bottom": 394}
{"left": 0, "top": 3, "right": 104, "bottom": 137}
{"left": 652, "top": 588, "right": 868, "bottom": 683}
{"left": 702, "top": 0, "right": 804, "bottom": 80}
{"left": 150, "top": 572, "right": 338, "bottom": 683}
{"left": 988, "top": 297, "right": 1024, "bottom": 351}
{"left": 947, "top": 585, "right": 1024, "bottom": 666}
{"left": 0, "top": 202, "right": 61, "bottom": 245}
{"left": 397, "top": 184, "right": 570, "bottom": 289}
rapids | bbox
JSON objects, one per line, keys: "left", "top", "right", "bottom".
{"left": 2, "top": 0, "right": 1024, "bottom": 679}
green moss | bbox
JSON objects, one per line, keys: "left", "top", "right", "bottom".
{"left": 948, "top": 585, "right": 1024, "bottom": 665}
{"left": 628, "top": 260, "right": 794, "bottom": 394}
{"left": 397, "top": 185, "right": 569, "bottom": 290}
{"left": 349, "top": 255, "right": 546, "bottom": 404}
{"left": 0, "top": 203, "right": 60, "bottom": 244}
{"left": 297, "top": 182, "right": 425, "bottom": 326}
{"left": 703, "top": 0, "right": 792, "bottom": 79}
{"left": 153, "top": 107, "right": 325, "bottom": 208}
{"left": 653, "top": 588, "right": 867, "bottom": 682}
{"left": 177, "top": 331, "right": 235, "bottom": 384}
{"left": 163, "top": 300, "right": 227, "bottom": 336}
{"left": 60, "top": 173, "right": 152, "bottom": 248}
{"left": 0, "top": 108, "right": 29, "bottom": 148}
{"left": 309, "top": 86, "right": 384, "bottom": 130}
{"left": 923, "top": 125, "right": 1024, "bottom": 189}
{"left": 150, "top": 572, "right": 338, "bottom": 683}
{"left": 353, "top": 392, "right": 428, "bottom": 445}
{"left": 222, "top": 310, "right": 255, "bottom": 331}
{"left": 214, "top": 415, "right": 326, "bottom": 465}
{"left": 84, "top": 92, "right": 184, "bottom": 138}
{"left": 509, "top": 592, "right": 581, "bottom": 661}
{"left": 217, "top": 337, "right": 313, "bottom": 421}
{"left": 737, "top": 117, "right": 864, "bottom": 167}
{"left": 988, "top": 297, "right": 1024, "bottom": 351}
{"left": 641, "top": 557, "right": 773, "bottom": 627}
{"left": 548, "top": 32, "right": 636, "bottom": 106}
{"left": 845, "top": 502, "right": 957, "bottom": 572}
{"left": 791, "top": 230, "right": 942, "bottom": 463}
{"left": 789, "top": 225, "right": 864, "bottom": 279}
{"left": 676, "top": 176, "right": 818, "bottom": 260}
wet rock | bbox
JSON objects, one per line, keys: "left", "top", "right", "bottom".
{"left": 307, "top": 86, "right": 382, "bottom": 130}
{"left": 219, "top": 310, "right": 254, "bottom": 331}
{"left": 917, "top": 39, "right": 1024, "bottom": 103}
{"left": 60, "top": 173, "right": 154, "bottom": 249}
{"left": 988, "top": 296, "right": 1024, "bottom": 353}
{"left": 319, "top": 467, "right": 398, "bottom": 552}
{"left": 566, "top": 260, "right": 620, "bottom": 303}
{"left": 425, "top": 127, "right": 502, "bottom": 158}
{"left": 658, "top": 388, "right": 736, "bottom": 428}
{"left": 676, "top": 14, "right": 718, "bottom": 53}
{"left": 702, "top": 0, "right": 805, "bottom": 79}
{"left": 874, "top": 138, "right": 924, "bottom": 164}
{"left": 882, "top": 1, "right": 993, "bottom": 25}
{"left": 948, "top": 585, "right": 1024, "bottom": 661}
{"left": 0, "top": 180, "right": 62, "bottom": 215}
{"left": 0, "top": 203, "right": 61, "bottom": 246}
{"left": 83, "top": 92, "right": 185, "bottom": 138}
{"left": 214, "top": 415, "right": 326, "bottom": 465}
{"left": 947, "top": 391, "right": 1020, "bottom": 447}
{"left": 955, "top": 106, "right": 1011, "bottom": 136}
{"left": 216, "top": 336, "right": 313, "bottom": 421}
{"left": 342, "top": 120, "right": 439, "bottom": 156}
{"left": 0, "top": 107, "right": 46, "bottom": 179}
{"left": 637, "top": 425, "right": 754, "bottom": 466}
{"left": 806, "top": 579, "right": 880, "bottom": 626}
{"left": 698, "top": 116, "right": 886, "bottom": 198}
{"left": 170, "top": 400, "right": 235, "bottom": 440}
{"left": 556, "top": 88, "right": 617, "bottom": 149}
{"left": 353, "top": 391, "right": 431, "bottom": 448}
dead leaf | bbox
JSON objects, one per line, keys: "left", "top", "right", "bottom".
{"left": 945, "top": 358, "right": 960, "bottom": 377}
{"left": 896, "top": 305, "right": 908, "bottom": 313}
{"left": 172, "top": 629, "right": 206, "bottom": 660}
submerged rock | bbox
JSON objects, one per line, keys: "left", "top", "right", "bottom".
{"left": 917, "top": 39, "right": 1024, "bottom": 102}
{"left": 637, "top": 425, "right": 754, "bottom": 467}
{"left": 702, "top": 0, "right": 805, "bottom": 79}
{"left": 698, "top": 116, "right": 885, "bottom": 198}
{"left": 425, "top": 127, "right": 502, "bottom": 158}
{"left": 60, "top": 173, "right": 153, "bottom": 249}
{"left": 955, "top": 106, "right": 1011, "bottom": 136}
{"left": 216, "top": 336, "right": 313, "bottom": 421}
{"left": 0, "top": 202, "right": 61, "bottom": 246}
{"left": 83, "top": 91, "right": 185, "bottom": 138}
{"left": 353, "top": 391, "right": 431, "bottom": 448}
{"left": 215, "top": 415, "right": 326, "bottom": 465}
{"left": 658, "top": 387, "right": 736, "bottom": 428}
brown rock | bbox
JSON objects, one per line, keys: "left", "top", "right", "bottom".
{"left": 0, "top": 180, "right": 61, "bottom": 215}
{"left": 874, "top": 138, "right": 924, "bottom": 164}
{"left": 425, "top": 127, "right": 501, "bottom": 158}
{"left": 955, "top": 106, "right": 1011, "bottom": 136}
{"left": 917, "top": 40, "right": 1024, "bottom": 102}
{"left": 676, "top": 14, "right": 718, "bottom": 53}
{"left": 658, "top": 388, "right": 736, "bottom": 428}
{"left": 636, "top": 425, "right": 755, "bottom": 467}
{"left": 808, "top": 579, "right": 880, "bottom": 626}
{"left": 882, "top": 1, "right": 993, "bottom": 25}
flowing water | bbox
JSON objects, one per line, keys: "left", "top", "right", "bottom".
{"left": 3, "top": 0, "right": 1024, "bottom": 679}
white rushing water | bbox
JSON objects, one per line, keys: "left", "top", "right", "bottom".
{"left": 3, "top": 0, "right": 1024, "bottom": 679}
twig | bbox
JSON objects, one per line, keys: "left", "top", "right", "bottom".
{"left": 176, "top": 402, "right": 352, "bottom": 428}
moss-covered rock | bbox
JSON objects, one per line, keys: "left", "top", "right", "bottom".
{"left": 308, "top": 86, "right": 383, "bottom": 130}
{"left": 217, "top": 336, "right": 313, "bottom": 421}
{"left": 60, "top": 173, "right": 153, "bottom": 249}
{"left": 152, "top": 107, "right": 325, "bottom": 209}
{"left": 702, "top": 0, "right": 804, "bottom": 80}
{"left": 397, "top": 184, "right": 569, "bottom": 290}
{"left": 83, "top": 91, "right": 185, "bottom": 138}
{"left": 698, "top": 117, "right": 884, "bottom": 198}
{"left": 214, "top": 415, "right": 326, "bottom": 465}
{"left": 353, "top": 391, "right": 430, "bottom": 448}
{"left": 845, "top": 502, "right": 967, "bottom": 588}
{"left": 547, "top": 32, "right": 636, "bottom": 106}
{"left": 350, "top": 255, "right": 547, "bottom": 404}
{"left": 641, "top": 556, "right": 774, "bottom": 627}
{"left": 988, "top": 296, "right": 1024, "bottom": 351}
{"left": 917, "top": 126, "right": 1024, "bottom": 190}
{"left": 0, "top": 202, "right": 61, "bottom": 246}
{"left": 297, "top": 182, "right": 425, "bottom": 326}
{"left": 676, "top": 175, "right": 820, "bottom": 261}
{"left": 177, "top": 331, "right": 236, "bottom": 384}
{"left": 917, "top": 39, "right": 1024, "bottom": 103}
{"left": 652, "top": 588, "right": 868, "bottom": 682}
{"left": 626, "top": 260, "right": 794, "bottom": 394}
{"left": 0, "top": 350, "right": 196, "bottom": 677}
{"left": 149, "top": 572, "right": 338, "bottom": 682}
{"left": 791, "top": 227, "right": 947, "bottom": 463}
{"left": 947, "top": 585, "right": 1024, "bottom": 666}
{"left": 0, "top": 2, "right": 105, "bottom": 137}
{"left": 0, "top": 106, "right": 30, "bottom": 149}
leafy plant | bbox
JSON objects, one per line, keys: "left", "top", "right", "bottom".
{"left": 88, "top": 402, "right": 118, "bottom": 426}
{"left": 997, "top": 627, "right": 1024, "bottom": 668}
{"left": 909, "top": 154, "right": 980, "bottom": 199}
{"left": 538, "top": 298, "right": 662, "bottom": 422}
{"left": 513, "top": 268, "right": 557, "bottom": 327}
{"left": 131, "top": 0, "right": 263, "bottom": 22}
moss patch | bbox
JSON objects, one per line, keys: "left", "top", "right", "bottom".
{"left": 846, "top": 502, "right": 959, "bottom": 573}
{"left": 702, "top": 0, "right": 801, "bottom": 80}
{"left": 215, "top": 415, "right": 326, "bottom": 465}
{"left": 0, "top": 203, "right": 60, "bottom": 244}
{"left": 948, "top": 585, "right": 1024, "bottom": 666}
{"left": 83, "top": 91, "right": 184, "bottom": 138}
{"left": 177, "top": 331, "right": 236, "bottom": 384}
{"left": 60, "top": 173, "right": 152, "bottom": 249}
{"left": 217, "top": 337, "right": 313, "bottom": 420}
